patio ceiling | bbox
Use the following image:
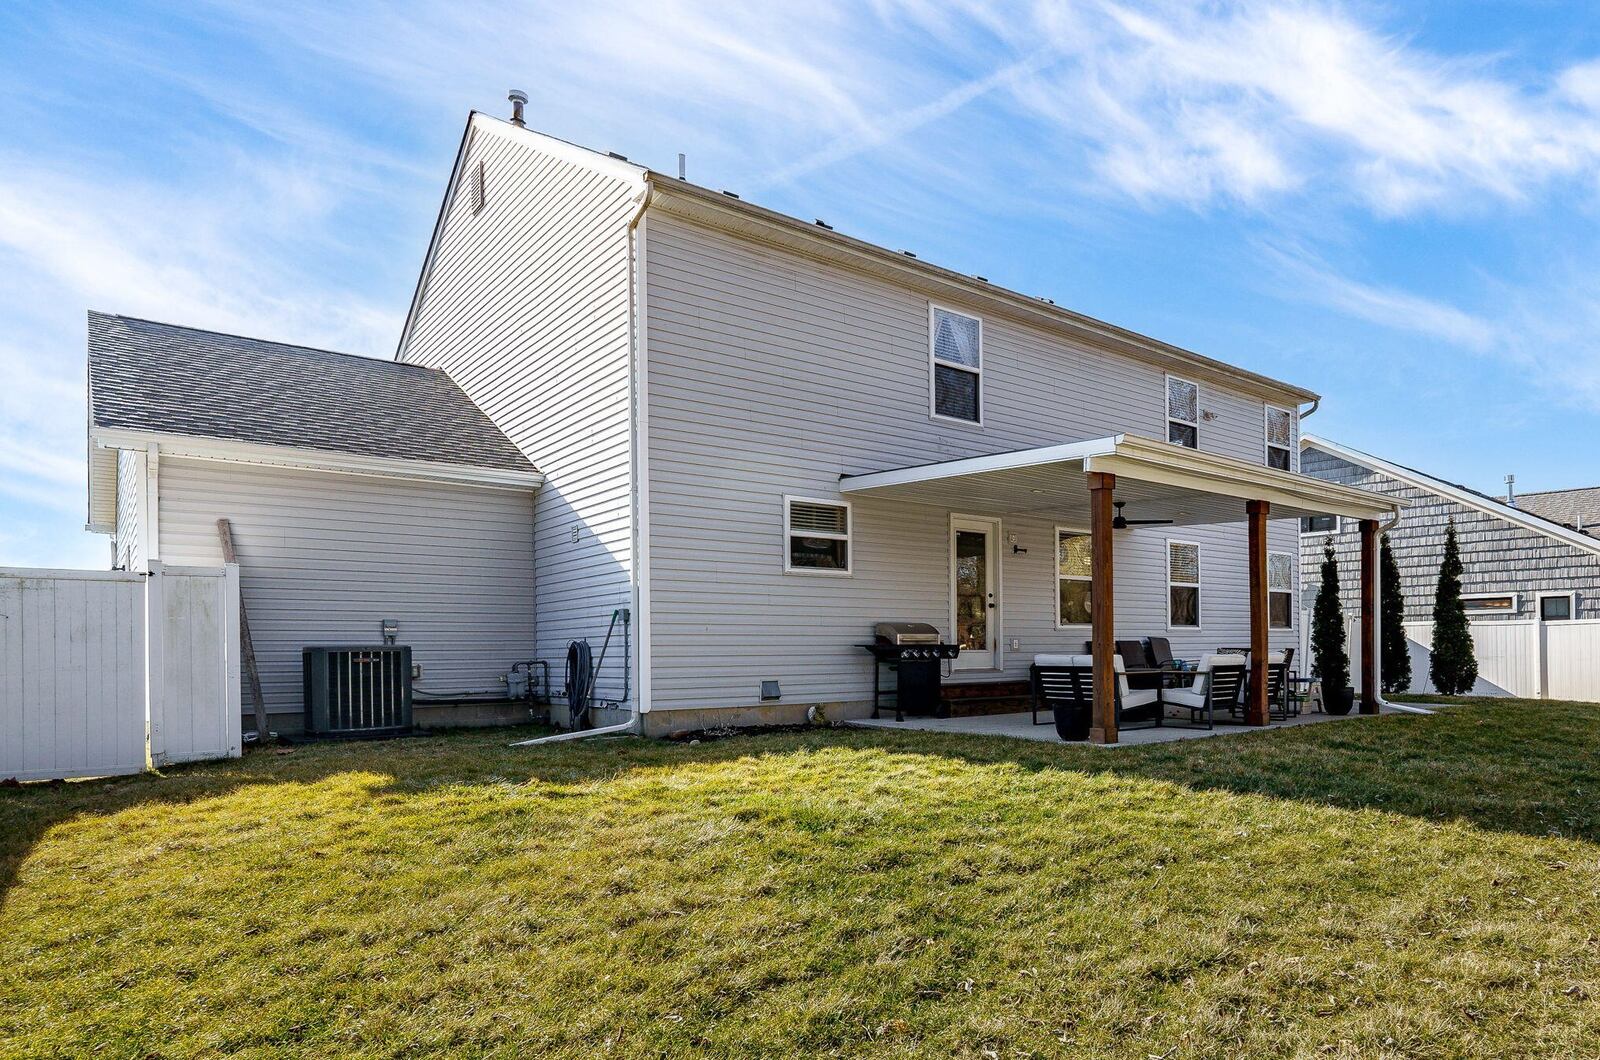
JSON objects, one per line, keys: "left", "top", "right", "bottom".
{"left": 838, "top": 434, "right": 1404, "bottom": 527}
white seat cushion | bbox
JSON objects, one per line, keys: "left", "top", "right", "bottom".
{"left": 1199, "top": 653, "right": 1246, "bottom": 672}
{"left": 1266, "top": 650, "right": 1287, "bottom": 665}
{"left": 1163, "top": 686, "right": 1206, "bottom": 710}
{"left": 1034, "top": 654, "right": 1091, "bottom": 667}
{"left": 1121, "top": 687, "right": 1159, "bottom": 709}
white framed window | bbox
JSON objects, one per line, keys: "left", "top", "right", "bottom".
{"left": 1539, "top": 592, "right": 1575, "bottom": 622}
{"left": 1264, "top": 405, "right": 1294, "bottom": 471}
{"left": 1461, "top": 592, "right": 1518, "bottom": 615}
{"left": 784, "top": 496, "right": 851, "bottom": 574}
{"left": 1166, "top": 375, "right": 1199, "bottom": 449}
{"left": 1268, "top": 551, "right": 1294, "bottom": 629}
{"left": 929, "top": 305, "right": 982, "bottom": 424}
{"left": 1055, "top": 527, "right": 1092, "bottom": 627}
{"left": 1167, "top": 539, "right": 1201, "bottom": 628}
{"left": 1300, "top": 514, "right": 1339, "bottom": 535}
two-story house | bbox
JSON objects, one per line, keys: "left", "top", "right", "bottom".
{"left": 85, "top": 107, "right": 1399, "bottom": 744}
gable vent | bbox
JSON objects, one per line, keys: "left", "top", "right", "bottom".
{"left": 470, "top": 160, "right": 486, "bottom": 215}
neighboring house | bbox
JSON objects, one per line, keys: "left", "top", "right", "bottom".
{"left": 1299, "top": 435, "right": 1600, "bottom": 699}
{"left": 85, "top": 109, "right": 1399, "bottom": 741}
{"left": 1496, "top": 486, "right": 1600, "bottom": 537}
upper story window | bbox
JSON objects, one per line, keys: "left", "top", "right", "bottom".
{"left": 1168, "top": 540, "right": 1201, "bottom": 628}
{"left": 1300, "top": 514, "right": 1338, "bottom": 535}
{"left": 1166, "top": 375, "right": 1198, "bottom": 448}
{"left": 1268, "top": 551, "right": 1294, "bottom": 628}
{"left": 1265, "top": 405, "right": 1294, "bottom": 470}
{"left": 930, "top": 306, "right": 982, "bottom": 424}
{"left": 784, "top": 497, "right": 851, "bottom": 574}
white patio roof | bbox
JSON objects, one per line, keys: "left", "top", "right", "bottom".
{"left": 839, "top": 434, "right": 1403, "bottom": 526}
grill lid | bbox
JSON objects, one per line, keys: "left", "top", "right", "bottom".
{"left": 874, "top": 621, "right": 941, "bottom": 645}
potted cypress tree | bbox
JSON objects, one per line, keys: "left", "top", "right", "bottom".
{"left": 1311, "top": 537, "right": 1354, "bottom": 714}
{"left": 1429, "top": 520, "right": 1479, "bottom": 695}
{"left": 1380, "top": 532, "right": 1412, "bottom": 694}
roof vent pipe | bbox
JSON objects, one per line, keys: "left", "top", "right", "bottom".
{"left": 507, "top": 89, "right": 528, "bottom": 127}
{"left": 1505, "top": 474, "right": 1516, "bottom": 508}
{"left": 678, "top": 152, "right": 687, "bottom": 180}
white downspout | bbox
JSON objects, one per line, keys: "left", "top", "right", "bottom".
{"left": 514, "top": 179, "right": 656, "bottom": 748}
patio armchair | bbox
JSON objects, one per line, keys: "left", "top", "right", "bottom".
{"left": 1031, "top": 654, "right": 1161, "bottom": 739}
{"left": 1262, "top": 650, "right": 1295, "bottom": 719}
{"left": 1117, "top": 639, "right": 1161, "bottom": 690}
{"left": 1146, "top": 636, "right": 1178, "bottom": 670}
{"left": 1159, "top": 654, "right": 1246, "bottom": 729}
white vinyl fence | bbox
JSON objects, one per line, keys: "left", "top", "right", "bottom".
{"left": 0, "top": 562, "right": 241, "bottom": 782}
{"left": 1401, "top": 619, "right": 1600, "bottom": 701}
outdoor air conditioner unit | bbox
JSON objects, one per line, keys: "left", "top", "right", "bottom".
{"left": 302, "top": 645, "right": 413, "bottom": 736}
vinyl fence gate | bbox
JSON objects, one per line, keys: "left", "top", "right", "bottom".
{"left": 0, "top": 562, "right": 242, "bottom": 782}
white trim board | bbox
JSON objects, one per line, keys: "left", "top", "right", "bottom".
{"left": 1301, "top": 434, "right": 1600, "bottom": 558}
{"left": 91, "top": 428, "right": 543, "bottom": 491}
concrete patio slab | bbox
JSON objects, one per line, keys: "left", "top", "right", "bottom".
{"left": 849, "top": 704, "right": 1420, "bottom": 746}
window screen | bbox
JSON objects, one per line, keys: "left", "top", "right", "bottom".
{"left": 1167, "top": 376, "right": 1198, "bottom": 449}
{"left": 786, "top": 499, "right": 850, "bottom": 573}
{"left": 1168, "top": 541, "right": 1200, "bottom": 627}
{"left": 931, "top": 307, "right": 981, "bottom": 422}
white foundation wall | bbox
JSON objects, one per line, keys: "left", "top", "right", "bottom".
{"left": 643, "top": 210, "right": 1300, "bottom": 714}
{"left": 156, "top": 457, "right": 536, "bottom": 729}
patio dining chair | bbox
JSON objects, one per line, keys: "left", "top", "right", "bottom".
{"left": 1159, "top": 654, "right": 1246, "bottom": 729}
{"left": 1030, "top": 654, "right": 1161, "bottom": 739}
{"left": 1262, "top": 650, "right": 1296, "bottom": 719}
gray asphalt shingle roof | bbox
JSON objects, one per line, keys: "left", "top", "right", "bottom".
{"left": 1498, "top": 487, "right": 1600, "bottom": 536}
{"left": 88, "top": 312, "right": 533, "bottom": 473}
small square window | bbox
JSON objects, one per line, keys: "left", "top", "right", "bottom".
{"left": 785, "top": 497, "right": 850, "bottom": 574}
{"left": 1300, "top": 514, "right": 1338, "bottom": 534}
{"left": 1540, "top": 595, "right": 1573, "bottom": 621}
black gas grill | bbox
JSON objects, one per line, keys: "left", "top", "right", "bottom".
{"left": 860, "top": 622, "right": 961, "bottom": 721}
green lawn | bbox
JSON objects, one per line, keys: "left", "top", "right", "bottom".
{"left": 4, "top": 700, "right": 1600, "bottom": 1059}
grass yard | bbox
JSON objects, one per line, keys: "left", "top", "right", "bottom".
{"left": 4, "top": 700, "right": 1600, "bottom": 1059}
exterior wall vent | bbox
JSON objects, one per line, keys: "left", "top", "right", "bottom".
{"left": 470, "top": 160, "right": 486, "bottom": 215}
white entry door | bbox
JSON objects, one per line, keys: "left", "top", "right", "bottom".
{"left": 951, "top": 516, "right": 1000, "bottom": 670}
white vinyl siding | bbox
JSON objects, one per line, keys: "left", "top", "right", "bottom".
{"left": 114, "top": 448, "right": 145, "bottom": 572}
{"left": 400, "top": 124, "right": 643, "bottom": 706}
{"left": 643, "top": 210, "right": 1300, "bottom": 712}
{"left": 157, "top": 458, "right": 536, "bottom": 727}
{"left": 929, "top": 305, "right": 982, "bottom": 424}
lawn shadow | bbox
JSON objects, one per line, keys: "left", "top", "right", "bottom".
{"left": 853, "top": 700, "right": 1600, "bottom": 846}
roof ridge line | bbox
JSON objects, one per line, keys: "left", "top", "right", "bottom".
{"left": 89, "top": 311, "right": 443, "bottom": 374}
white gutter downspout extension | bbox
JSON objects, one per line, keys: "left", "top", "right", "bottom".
{"left": 513, "top": 180, "right": 656, "bottom": 748}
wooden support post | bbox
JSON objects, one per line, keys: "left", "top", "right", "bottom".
{"left": 1088, "top": 472, "right": 1118, "bottom": 744}
{"left": 1246, "top": 500, "right": 1270, "bottom": 726}
{"left": 217, "top": 519, "right": 269, "bottom": 743}
{"left": 1360, "top": 518, "right": 1379, "bottom": 715}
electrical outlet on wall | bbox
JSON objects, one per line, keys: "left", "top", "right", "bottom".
{"left": 1008, "top": 637, "right": 1021, "bottom": 651}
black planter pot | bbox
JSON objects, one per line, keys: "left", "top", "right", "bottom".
{"left": 1324, "top": 685, "right": 1356, "bottom": 716}
{"left": 1054, "top": 700, "right": 1092, "bottom": 741}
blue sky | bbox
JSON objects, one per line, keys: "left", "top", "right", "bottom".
{"left": 5, "top": 0, "right": 1600, "bottom": 568}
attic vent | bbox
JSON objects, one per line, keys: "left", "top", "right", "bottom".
{"left": 470, "top": 160, "right": 486, "bottom": 215}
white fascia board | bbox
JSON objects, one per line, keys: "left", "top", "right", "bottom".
{"left": 839, "top": 436, "right": 1123, "bottom": 492}
{"left": 1093, "top": 434, "right": 1403, "bottom": 522}
{"left": 395, "top": 113, "right": 649, "bottom": 361}
{"left": 1302, "top": 433, "right": 1600, "bottom": 557}
{"left": 90, "top": 428, "right": 542, "bottom": 491}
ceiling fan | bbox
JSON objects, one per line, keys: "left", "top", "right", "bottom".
{"left": 1112, "top": 501, "right": 1174, "bottom": 530}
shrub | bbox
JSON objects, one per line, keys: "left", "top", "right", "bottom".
{"left": 1310, "top": 537, "right": 1350, "bottom": 695}
{"left": 1380, "top": 532, "right": 1412, "bottom": 693}
{"left": 1429, "top": 520, "right": 1479, "bottom": 695}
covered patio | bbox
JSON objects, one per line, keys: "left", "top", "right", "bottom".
{"left": 840, "top": 433, "right": 1404, "bottom": 745}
